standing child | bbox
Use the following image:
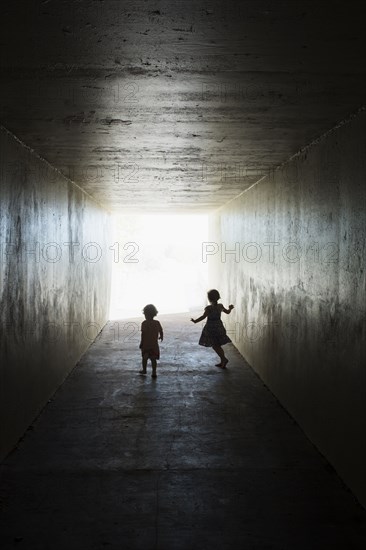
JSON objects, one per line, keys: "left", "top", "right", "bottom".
{"left": 191, "top": 289, "right": 234, "bottom": 368}
{"left": 139, "top": 304, "right": 163, "bottom": 378}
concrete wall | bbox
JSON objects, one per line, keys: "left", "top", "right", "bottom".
{"left": 0, "top": 126, "right": 112, "bottom": 460}
{"left": 208, "top": 109, "right": 366, "bottom": 507}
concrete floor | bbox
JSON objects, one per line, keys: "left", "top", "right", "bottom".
{"left": 0, "top": 313, "right": 365, "bottom": 550}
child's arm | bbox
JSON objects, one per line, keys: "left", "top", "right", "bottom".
{"left": 222, "top": 304, "right": 234, "bottom": 314}
{"left": 191, "top": 310, "right": 208, "bottom": 323}
{"left": 158, "top": 323, "right": 163, "bottom": 342}
{"left": 139, "top": 322, "right": 144, "bottom": 349}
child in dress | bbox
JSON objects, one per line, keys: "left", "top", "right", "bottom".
{"left": 191, "top": 289, "right": 234, "bottom": 368}
{"left": 139, "top": 304, "right": 163, "bottom": 378}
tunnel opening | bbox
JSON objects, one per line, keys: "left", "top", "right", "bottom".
{"left": 109, "top": 213, "right": 208, "bottom": 319}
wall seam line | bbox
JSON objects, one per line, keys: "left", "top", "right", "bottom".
{"left": 0, "top": 124, "right": 112, "bottom": 214}
{"left": 211, "top": 105, "right": 366, "bottom": 214}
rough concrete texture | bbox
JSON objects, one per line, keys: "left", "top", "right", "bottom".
{"left": 0, "top": 126, "right": 112, "bottom": 460}
{"left": 0, "top": 313, "right": 365, "bottom": 549}
{"left": 1, "top": 1, "right": 365, "bottom": 211}
{"left": 208, "top": 109, "right": 366, "bottom": 508}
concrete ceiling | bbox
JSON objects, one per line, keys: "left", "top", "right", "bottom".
{"left": 1, "top": 0, "right": 365, "bottom": 212}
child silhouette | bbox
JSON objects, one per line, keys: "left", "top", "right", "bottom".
{"left": 191, "top": 289, "right": 234, "bottom": 368}
{"left": 139, "top": 304, "right": 163, "bottom": 378}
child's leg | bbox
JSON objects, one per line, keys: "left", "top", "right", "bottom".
{"left": 151, "top": 358, "right": 157, "bottom": 378}
{"left": 140, "top": 353, "right": 148, "bottom": 374}
{"left": 212, "top": 345, "right": 227, "bottom": 367}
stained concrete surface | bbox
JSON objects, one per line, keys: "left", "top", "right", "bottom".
{"left": 209, "top": 109, "right": 366, "bottom": 508}
{"left": 1, "top": 313, "right": 365, "bottom": 550}
{"left": 1, "top": 1, "right": 365, "bottom": 210}
{"left": 0, "top": 126, "right": 112, "bottom": 461}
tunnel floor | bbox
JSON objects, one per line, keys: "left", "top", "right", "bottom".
{"left": 1, "top": 313, "right": 365, "bottom": 549}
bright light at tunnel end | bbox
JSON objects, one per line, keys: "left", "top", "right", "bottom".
{"left": 109, "top": 213, "right": 208, "bottom": 320}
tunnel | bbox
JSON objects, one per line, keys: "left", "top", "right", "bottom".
{"left": 0, "top": 1, "right": 366, "bottom": 548}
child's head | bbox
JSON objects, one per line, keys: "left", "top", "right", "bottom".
{"left": 142, "top": 304, "right": 158, "bottom": 319}
{"left": 207, "top": 289, "right": 220, "bottom": 303}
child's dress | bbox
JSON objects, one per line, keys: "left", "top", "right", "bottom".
{"left": 198, "top": 304, "right": 232, "bottom": 347}
{"left": 140, "top": 319, "right": 162, "bottom": 359}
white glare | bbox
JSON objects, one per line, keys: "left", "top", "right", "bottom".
{"left": 109, "top": 214, "right": 208, "bottom": 319}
